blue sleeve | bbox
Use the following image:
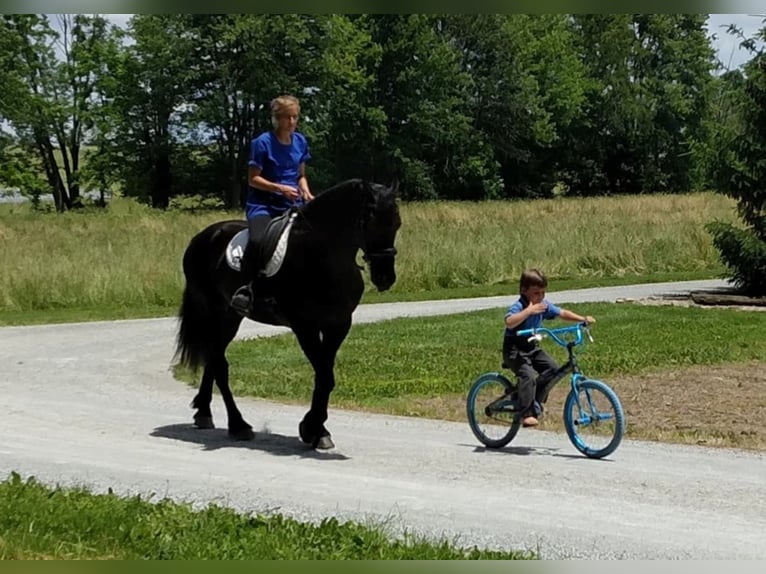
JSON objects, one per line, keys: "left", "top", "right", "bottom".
{"left": 504, "top": 299, "right": 524, "bottom": 320}
{"left": 298, "top": 133, "right": 311, "bottom": 164}
{"left": 248, "top": 136, "right": 268, "bottom": 170}
{"left": 543, "top": 299, "right": 561, "bottom": 320}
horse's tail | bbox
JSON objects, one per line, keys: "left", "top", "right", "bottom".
{"left": 174, "top": 228, "right": 220, "bottom": 373}
{"left": 175, "top": 279, "right": 212, "bottom": 373}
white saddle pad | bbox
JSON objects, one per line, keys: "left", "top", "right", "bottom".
{"left": 225, "top": 213, "right": 296, "bottom": 277}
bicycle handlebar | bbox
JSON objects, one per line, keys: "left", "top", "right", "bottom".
{"left": 516, "top": 322, "right": 593, "bottom": 347}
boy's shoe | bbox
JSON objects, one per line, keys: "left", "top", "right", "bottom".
{"left": 522, "top": 415, "right": 539, "bottom": 427}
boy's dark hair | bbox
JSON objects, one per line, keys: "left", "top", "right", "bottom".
{"left": 519, "top": 268, "right": 548, "bottom": 293}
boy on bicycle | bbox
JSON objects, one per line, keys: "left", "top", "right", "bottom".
{"left": 503, "top": 269, "right": 595, "bottom": 428}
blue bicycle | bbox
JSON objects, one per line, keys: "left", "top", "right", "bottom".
{"left": 466, "top": 322, "right": 625, "bottom": 459}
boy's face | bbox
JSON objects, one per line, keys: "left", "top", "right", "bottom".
{"left": 523, "top": 286, "right": 546, "bottom": 304}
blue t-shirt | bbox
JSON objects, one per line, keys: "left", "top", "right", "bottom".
{"left": 245, "top": 131, "right": 311, "bottom": 218}
{"left": 504, "top": 296, "right": 562, "bottom": 337}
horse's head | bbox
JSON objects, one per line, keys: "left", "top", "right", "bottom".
{"left": 361, "top": 180, "right": 401, "bottom": 292}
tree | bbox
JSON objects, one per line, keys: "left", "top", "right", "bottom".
{"left": 708, "top": 23, "right": 766, "bottom": 295}
{"left": 447, "top": 14, "right": 587, "bottom": 198}
{"left": 105, "top": 14, "right": 197, "bottom": 209}
{"left": 0, "top": 14, "right": 68, "bottom": 210}
{"left": 0, "top": 14, "right": 120, "bottom": 211}
{"left": 365, "top": 15, "right": 501, "bottom": 200}
{"left": 564, "top": 14, "right": 714, "bottom": 195}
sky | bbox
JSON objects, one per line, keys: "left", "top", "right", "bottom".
{"left": 706, "top": 13, "right": 765, "bottom": 69}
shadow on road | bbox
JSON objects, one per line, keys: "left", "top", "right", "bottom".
{"left": 462, "top": 442, "right": 614, "bottom": 461}
{"left": 464, "top": 443, "right": 556, "bottom": 456}
{"left": 150, "top": 423, "right": 350, "bottom": 461}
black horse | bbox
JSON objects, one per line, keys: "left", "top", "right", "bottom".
{"left": 174, "top": 179, "right": 401, "bottom": 449}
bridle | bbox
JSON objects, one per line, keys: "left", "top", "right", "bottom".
{"left": 359, "top": 188, "right": 397, "bottom": 265}
{"left": 362, "top": 246, "right": 397, "bottom": 263}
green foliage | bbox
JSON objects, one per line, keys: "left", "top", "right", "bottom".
{"left": 0, "top": 473, "right": 531, "bottom": 559}
{"left": 563, "top": 15, "right": 714, "bottom": 195}
{"left": 708, "top": 39, "right": 766, "bottom": 294}
{"left": 691, "top": 70, "right": 746, "bottom": 190}
{"left": 707, "top": 222, "right": 766, "bottom": 295}
{"left": 0, "top": 15, "right": 122, "bottom": 211}
{"left": 1, "top": 14, "right": 733, "bottom": 204}
{"left": 168, "top": 194, "right": 225, "bottom": 212}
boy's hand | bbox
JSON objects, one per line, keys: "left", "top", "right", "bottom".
{"left": 527, "top": 302, "right": 548, "bottom": 315}
{"left": 583, "top": 315, "right": 596, "bottom": 325}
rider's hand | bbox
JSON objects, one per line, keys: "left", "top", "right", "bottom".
{"left": 301, "top": 188, "right": 315, "bottom": 201}
{"left": 584, "top": 315, "right": 596, "bottom": 325}
{"left": 277, "top": 184, "right": 300, "bottom": 200}
{"left": 528, "top": 302, "right": 548, "bottom": 315}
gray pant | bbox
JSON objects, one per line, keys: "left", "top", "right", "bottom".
{"left": 503, "top": 339, "right": 559, "bottom": 414}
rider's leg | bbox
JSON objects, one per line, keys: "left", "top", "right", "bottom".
{"left": 531, "top": 348, "right": 560, "bottom": 406}
{"left": 507, "top": 349, "right": 539, "bottom": 427}
{"left": 231, "top": 214, "right": 271, "bottom": 314}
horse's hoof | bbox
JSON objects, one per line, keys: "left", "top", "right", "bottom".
{"left": 299, "top": 421, "right": 334, "bottom": 449}
{"left": 228, "top": 426, "right": 254, "bottom": 441}
{"left": 193, "top": 415, "right": 215, "bottom": 429}
{"left": 315, "top": 435, "right": 335, "bottom": 450}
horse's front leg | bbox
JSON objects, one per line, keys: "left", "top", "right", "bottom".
{"left": 191, "top": 366, "right": 215, "bottom": 429}
{"left": 293, "top": 319, "right": 351, "bottom": 449}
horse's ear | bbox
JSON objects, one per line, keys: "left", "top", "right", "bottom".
{"left": 390, "top": 178, "right": 400, "bottom": 198}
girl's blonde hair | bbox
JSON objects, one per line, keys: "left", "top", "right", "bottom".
{"left": 270, "top": 95, "right": 300, "bottom": 129}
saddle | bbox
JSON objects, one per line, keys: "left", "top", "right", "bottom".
{"left": 225, "top": 211, "right": 297, "bottom": 276}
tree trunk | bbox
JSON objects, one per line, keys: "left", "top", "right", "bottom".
{"left": 150, "top": 150, "right": 171, "bottom": 209}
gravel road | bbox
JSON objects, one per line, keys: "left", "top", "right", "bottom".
{"left": 1, "top": 279, "right": 764, "bottom": 559}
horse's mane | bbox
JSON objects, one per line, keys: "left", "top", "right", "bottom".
{"left": 298, "top": 179, "right": 369, "bottom": 223}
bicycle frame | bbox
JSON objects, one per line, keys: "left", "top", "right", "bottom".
{"left": 517, "top": 323, "right": 593, "bottom": 413}
{"left": 467, "top": 322, "right": 625, "bottom": 457}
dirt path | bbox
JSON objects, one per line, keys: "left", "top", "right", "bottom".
{"left": 1, "top": 279, "right": 765, "bottom": 559}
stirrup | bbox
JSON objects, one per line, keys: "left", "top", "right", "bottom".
{"left": 230, "top": 285, "right": 253, "bottom": 315}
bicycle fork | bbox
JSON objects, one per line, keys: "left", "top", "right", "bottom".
{"left": 570, "top": 374, "right": 615, "bottom": 426}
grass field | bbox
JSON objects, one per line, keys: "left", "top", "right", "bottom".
{"left": 0, "top": 191, "right": 736, "bottom": 324}
{"left": 0, "top": 473, "right": 531, "bottom": 559}
{"left": 172, "top": 301, "right": 766, "bottom": 451}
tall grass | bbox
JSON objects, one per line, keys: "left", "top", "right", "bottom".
{"left": 399, "top": 193, "right": 735, "bottom": 290}
{"left": 0, "top": 192, "right": 736, "bottom": 314}
{"left": 0, "top": 200, "right": 230, "bottom": 312}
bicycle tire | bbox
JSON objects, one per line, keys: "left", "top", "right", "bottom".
{"left": 466, "top": 372, "right": 521, "bottom": 449}
{"left": 563, "top": 378, "right": 625, "bottom": 459}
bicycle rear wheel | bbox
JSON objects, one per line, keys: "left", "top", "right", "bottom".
{"left": 466, "top": 373, "right": 521, "bottom": 449}
{"left": 563, "top": 378, "right": 625, "bottom": 459}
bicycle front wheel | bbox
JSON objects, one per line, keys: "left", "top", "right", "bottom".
{"left": 563, "top": 378, "right": 625, "bottom": 459}
{"left": 466, "top": 373, "right": 521, "bottom": 449}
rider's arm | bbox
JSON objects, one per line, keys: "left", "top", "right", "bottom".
{"left": 297, "top": 163, "right": 314, "bottom": 201}
{"left": 560, "top": 308, "right": 596, "bottom": 324}
{"left": 504, "top": 306, "right": 534, "bottom": 329}
{"left": 249, "top": 166, "right": 298, "bottom": 199}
